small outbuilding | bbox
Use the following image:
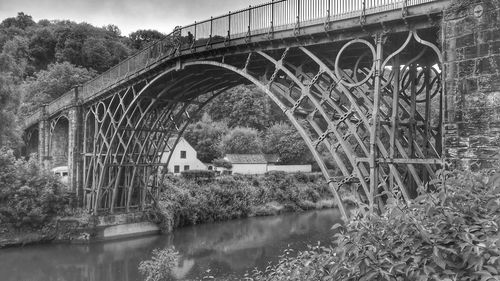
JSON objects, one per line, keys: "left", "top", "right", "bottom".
{"left": 223, "top": 154, "right": 312, "bottom": 174}
{"left": 224, "top": 154, "right": 270, "bottom": 174}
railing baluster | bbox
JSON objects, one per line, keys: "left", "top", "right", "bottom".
{"left": 248, "top": 5, "right": 251, "bottom": 37}
{"left": 210, "top": 16, "right": 213, "bottom": 44}
{"left": 228, "top": 11, "right": 231, "bottom": 42}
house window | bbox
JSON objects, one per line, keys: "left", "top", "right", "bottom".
{"left": 180, "top": 150, "right": 186, "bottom": 159}
{"left": 184, "top": 165, "right": 190, "bottom": 171}
{"left": 174, "top": 165, "right": 180, "bottom": 173}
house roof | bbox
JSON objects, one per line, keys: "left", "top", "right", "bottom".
{"left": 164, "top": 136, "right": 190, "bottom": 151}
{"left": 225, "top": 154, "right": 279, "bottom": 164}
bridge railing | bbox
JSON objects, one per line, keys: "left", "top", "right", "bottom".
{"left": 27, "top": 0, "right": 437, "bottom": 128}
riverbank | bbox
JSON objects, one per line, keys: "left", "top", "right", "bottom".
{"left": 0, "top": 208, "right": 344, "bottom": 281}
{"left": 1, "top": 172, "right": 342, "bottom": 248}
{"left": 148, "top": 172, "right": 339, "bottom": 233}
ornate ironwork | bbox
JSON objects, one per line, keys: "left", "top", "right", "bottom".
{"left": 78, "top": 29, "right": 442, "bottom": 219}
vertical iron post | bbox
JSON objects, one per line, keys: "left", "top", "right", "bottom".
{"left": 248, "top": 5, "right": 252, "bottom": 38}
{"left": 369, "top": 33, "right": 384, "bottom": 213}
{"left": 297, "top": 0, "right": 301, "bottom": 30}
{"left": 389, "top": 55, "right": 400, "bottom": 191}
{"left": 328, "top": 0, "right": 330, "bottom": 17}
{"left": 210, "top": 17, "right": 213, "bottom": 43}
{"left": 193, "top": 21, "right": 197, "bottom": 51}
{"left": 228, "top": 11, "right": 231, "bottom": 42}
{"left": 271, "top": 0, "right": 274, "bottom": 31}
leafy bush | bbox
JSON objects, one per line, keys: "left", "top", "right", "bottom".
{"left": 180, "top": 169, "right": 216, "bottom": 180}
{"left": 139, "top": 247, "right": 179, "bottom": 281}
{"left": 250, "top": 170, "right": 500, "bottom": 281}
{"left": 212, "top": 158, "right": 232, "bottom": 169}
{"left": 152, "top": 173, "right": 333, "bottom": 229}
{"left": 0, "top": 147, "right": 72, "bottom": 228}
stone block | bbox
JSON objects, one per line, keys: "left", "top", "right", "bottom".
{"left": 490, "top": 40, "right": 500, "bottom": 55}
{"left": 458, "top": 78, "right": 478, "bottom": 94}
{"left": 476, "top": 55, "right": 500, "bottom": 75}
{"left": 478, "top": 74, "right": 500, "bottom": 92}
{"left": 477, "top": 29, "right": 500, "bottom": 43}
{"left": 458, "top": 59, "right": 476, "bottom": 78}
{"left": 455, "top": 33, "right": 476, "bottom": 48}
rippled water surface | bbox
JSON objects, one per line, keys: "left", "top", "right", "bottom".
{"left": 0, "top": 208, "right": 343, "bottom": 281}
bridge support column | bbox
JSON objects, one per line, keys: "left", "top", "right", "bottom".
{"left": 443, "top": 0, "right": 500, "bottom": 170}
{"left": 67, "top": 87, "right": 84, "bottom": 205}
{"left": 38, "top": 106, "right": 50, "bottom": 168}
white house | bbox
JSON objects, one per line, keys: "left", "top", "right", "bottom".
{"left": 160, "top": 137, "right": 207, "bottom": 175}
{"left": 224, "top": 154, "right": 312, "bottom": 174}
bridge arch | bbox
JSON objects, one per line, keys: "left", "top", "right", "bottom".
{"left": 23, "top": 127, "right": 39, "bottom": 157}
{"left": 49, "top": 114, "right": 70, "bottom": 168}
{"left": 83, "top": 30, "right": 443, "bottom": 217}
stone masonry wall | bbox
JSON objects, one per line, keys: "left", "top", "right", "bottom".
{"left": 443, "top": 0, "right": 500, "bottom": 170}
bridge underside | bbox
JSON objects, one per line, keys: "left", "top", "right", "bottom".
{"left": 82, "top": 25, "right": 443, "bottom": 217}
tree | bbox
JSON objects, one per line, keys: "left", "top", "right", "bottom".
{"left": 205, "top": 85, "right": 271, "bottom": 131}
{"left": 219, "top": 127, "right": 262, "bottom": 155}
{"left": 28, "top": 27, "right": 57, "bottom": 71}
{"left": 128, "top": 29, "right": 164, "bottom": 50}
{"left": 104, "top": 24, "right": 121, "bottom": 36}
{"left": 263, "top": 122, "right": 312, "bottom": 164}
{"left": 1, "top": 36, "right": 29, "bottom": 77}
{"left": 0, "top": 40, "right": 23, "bottom": 147}
{"left": 1, "top": 12, "right": 35, "bottom": 30}
{"left": 51, "top": 21, "right": 131, "bottom": 72}
{"left": 19, "top": 62, "right": 96, "bottom": 116}
{"left": 82, "top": 38, "right": 112, "bottom": 72}
{"left": 0, "top": 73, "right": 21, "bottom": 147}
{"left": 183, "top": 114, "right": 228, "bottom": 163}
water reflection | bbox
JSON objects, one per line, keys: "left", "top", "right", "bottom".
{"left": 0, "top": 208, "right": 342, "bottom": 281}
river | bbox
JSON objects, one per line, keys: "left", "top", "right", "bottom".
{"left": 0, "top": 208, "right": 343, "bottom": 280}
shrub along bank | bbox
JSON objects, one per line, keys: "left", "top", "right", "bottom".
{"left": 0, "top": 148, "right": 80, "bottom": 247}
{"left": 247, "top": 170, "right": 500, "bottom": 281}
{"left": 140, "top": 170, "right": 500, "bottom": 281}
{"left": 147, "top": 171, "right": 336, "bottom": 232}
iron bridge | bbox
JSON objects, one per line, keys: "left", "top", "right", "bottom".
{"left": 22, "top": 0, "right": 451, "bottom": 218}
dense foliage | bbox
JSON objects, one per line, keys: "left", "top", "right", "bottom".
{"left": 138, "top": 248, "right": 180, "bottom": 281}
{"left": 0, "top": 13, "right": 132, "bottom": 74}
{"left": 220, "top": 127, "right": 263, "bottom": 155}
{"left": 148, "top": 172, "right": 331, "bottom": 231}
{"left": 0, "top": 148, "right": 73, "bottom": 228}
{"left": 19, "top": 61, "right": 96, "bottom": 116}
{"left": 203, "top": 85, "right": 283, "bottom": 131}
{"left": 180, "top": 169, "right": 216, "bottom": 180}
{"left": 183, "top": 114, "right": 228, "bottom": 163}
{"left": 129, "top": 29, "right": 165, "bottom": 50}
{"left": 212, "top": 158, "right": 232, "bottom": 169}
{"left": 263, "top": 122, "right": 312, "bottom": 164}
{"left": 249, "top": 170, "right": 500, "bottom": 281}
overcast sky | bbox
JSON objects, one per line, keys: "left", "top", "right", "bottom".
{"left": 0, "top": 0, "right": 267, "bottom": 36}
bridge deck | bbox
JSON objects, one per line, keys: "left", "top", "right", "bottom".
{"left": 23, "top": 0, "right": 450, "bottom": 128}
